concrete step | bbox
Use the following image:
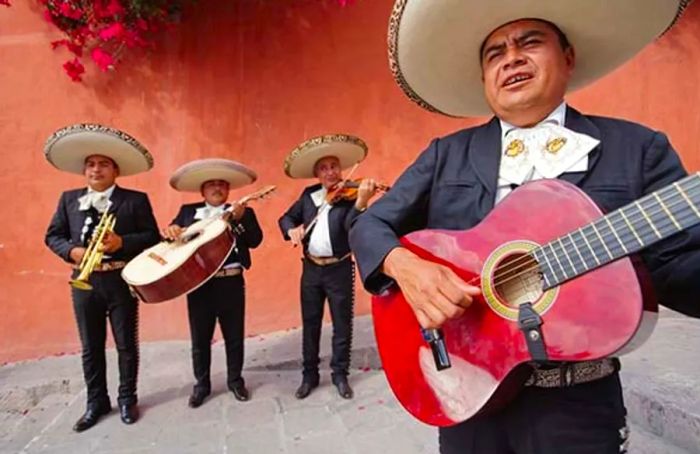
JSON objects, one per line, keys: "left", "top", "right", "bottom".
{"left": 628, "top": 423, "right": 693, "bottom": 454}
{"left": 621, "top": 309, "right": 700, "bottom": 454}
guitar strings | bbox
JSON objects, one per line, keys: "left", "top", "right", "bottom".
{"left": 463, "top": 179, "right": 700, "bottom": 289}
{"left": 487, "top": 184, "right": 700, "bottom": 289}
{"left": 486, "top": 183, "right": 700, "bottom": 289}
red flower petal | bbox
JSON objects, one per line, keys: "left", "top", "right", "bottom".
{"left": 63, "top": 58, "right": 85, "bottom": 82}
{"left": 90, "top": 47, "right": 114, "bottom": 72}
{"left": 58, "top": 2, "right": 82, "bottom": 20}
{"left": 98, "top": 22, "right": 125, "bottom": 41}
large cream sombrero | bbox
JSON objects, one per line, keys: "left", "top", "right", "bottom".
{"left": 389, "top": 0, "right": 692, "bottom": 117}
{"left": 170, "top": 158, "right": 257, "bottom": 192}
{"left": 284, "top": 134, "right": 368, "bottom": 179}
{"left": 44, "top": 123, "right": 153, "bottom": 176}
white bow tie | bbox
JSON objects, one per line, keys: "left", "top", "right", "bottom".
{"left": 78, "top": 191, "right": 111, "bottom": 213}
{"left": 500, "top": 123, "right": 599, "bottom": 185}
{"left": 194, "top": 205, "right": 226, "bottom": 220}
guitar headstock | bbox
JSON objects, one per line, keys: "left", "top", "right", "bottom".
{"left": 238, "top": 185, "right": 277, "bottom": 205}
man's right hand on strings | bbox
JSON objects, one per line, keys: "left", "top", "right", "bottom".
{"left": 162, "top": 224, "right": 183, "bottom": 241}
{"left": 382, "top": 247, "right": 481, "bottom": 329}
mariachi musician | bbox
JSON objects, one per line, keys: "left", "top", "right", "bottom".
{"left": 162, "top": 159, "right": 263, "bottom": 408}
{"left": 349, "top": 1, "right": 700, "bottom": 452}
{"left": 278, "top": 134, "right": 382, "bottom": 400}
{"left": 44, "top": 124, "right": 159, "bottom": 432}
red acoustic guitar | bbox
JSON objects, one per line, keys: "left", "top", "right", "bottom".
{"left": 372, "top": 174, "right": 700, "bottom": 427}
{"left": 122, "top": 185, "right": 275, "bottom": 303}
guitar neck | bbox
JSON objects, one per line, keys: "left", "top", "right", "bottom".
{"left": 534, "top": 173, "right": 700, "bottom": 289}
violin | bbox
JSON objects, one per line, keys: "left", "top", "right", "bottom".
{"left": 326, "top": 178, "right": 391, "bottom": 204}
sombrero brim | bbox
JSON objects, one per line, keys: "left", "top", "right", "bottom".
{"left": 284, "top": 134, "right": 368, "bottom": 179}
{"left": 169, "top": 158, "right": 257, "bottom": 192}
{"left": 389, "top": 0, "right": 690, "bottom": 117}
{"left": 44, "top": 124, "right": 153, "bottom": 176}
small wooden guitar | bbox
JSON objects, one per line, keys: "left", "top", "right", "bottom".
{"left": 122, "top": 185, "right": 275, "bottom": 303}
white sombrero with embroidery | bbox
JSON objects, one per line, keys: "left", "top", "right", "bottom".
{"left": 44, "top": 123, "right": 153, "bottom": 176}
{"left": 170, "top": 158, "right": 257, "bottom": 192}
{"left": 284, "top": 134, "right": 368, "bottom": 179}
{"left": 389, "top": 0, "right": 692, "bottom": 117}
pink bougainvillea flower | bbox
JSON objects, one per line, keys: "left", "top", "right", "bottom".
{"left": 58, "top": 2, "right": 83, "bottom": 20}
{"left": 106, "top": 0, "right": 126, "bottom": 16}
{"left": 51, "top": 39, "right": 84, "bottom": 56}
{"left": 0, "top": 0, "right": 11, "bottom": 7}
{"left": 94, "top": 0, "right": 126, "bottom": 19}
{"left": 91, "top": 47, "right": 114, "bottom": 72}
{"left": 98, "top": 22, "right": 125, "bottom": 41}
{"left": 63, "top": 58, "right": 85, "bottom": 82}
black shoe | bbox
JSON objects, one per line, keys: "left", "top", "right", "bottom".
{"left": 73, "top": 402, "right": 111, "bottom": 432}
{"left": 229, "top": 382, "right": 250, "bottom": 402}
{"left": 188, "top": 389, "right": 210, "bottom": 408}
{"left": 333, "top": 377, "right": 354, "bottom": 399}
{"left": 295, "top": 380, "right": 318, "bottom": 399}
{"left": 119, "top": 403, "right": 139, "bottom": 424}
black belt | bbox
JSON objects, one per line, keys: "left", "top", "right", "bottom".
{"left": 525, "top": 358, "right": 618, "bottom": 388}
{"left": 305, "top": 252, "right": 351, "bottom": 266}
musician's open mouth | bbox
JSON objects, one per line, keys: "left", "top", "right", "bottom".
{"left": 502, "top": 72, "right": 533, "bottom": 88}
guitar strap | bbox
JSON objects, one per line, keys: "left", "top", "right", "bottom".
{"left": 517, "top": 302, "right": 548, "bottom": 362}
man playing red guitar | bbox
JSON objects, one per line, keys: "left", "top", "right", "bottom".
{"left": 163, "top": 159, "right": 263, "bottom": 408}
{"left": 350, "top": 2, "right": 700, "bottom": 453}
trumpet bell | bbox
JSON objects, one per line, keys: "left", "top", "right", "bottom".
{"left": 69, "top": 279, "right": 93, "bottom": 290}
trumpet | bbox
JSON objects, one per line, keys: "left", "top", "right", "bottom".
{"left": 70, "top": 210, "right": 117, "bottom": 290}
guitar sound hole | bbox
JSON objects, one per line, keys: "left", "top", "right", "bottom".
{"left": 492, "top": 252, "right": 543, "bottom": 308}
{"left": 181, "top": 230, "right": 201, "bottom": 243}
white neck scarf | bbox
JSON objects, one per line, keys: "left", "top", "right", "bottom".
{"left": 78, "top": 185, "right": 116, "bottom": 213}
{"left": 194, "top": 202, "right": 227, "bottom": 221}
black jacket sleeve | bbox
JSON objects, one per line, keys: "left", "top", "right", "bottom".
{"left": 119, "top": 193, "right": 160, "bottom": 258}
{"left": 44, "top": 192, "right": 76, "bottom": 263}
{"left": 349, "top": 140, "right": 437, "bottom": 294}
{"left": 639, "top": 132, "right": 700, "bottom": 317}
{"left": 171, "top": 205, "right": 187, "bottom": 227}
{"left": 234, "top": 207, "right": 263, "bottom": 249}
{"left": 344, "top": 205, "right": 365, "bottom": 233}
{"left": 279, "top": 190, "right": 305, "bottom": 240}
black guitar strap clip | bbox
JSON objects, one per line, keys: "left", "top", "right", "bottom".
{"left": 518, "top": 302, "right": 548, "bottom": 362}
{"left": 422, "top": 328, "right": 451, "bottom": 371}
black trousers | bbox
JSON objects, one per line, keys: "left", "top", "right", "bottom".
{"left": 439, "top": 373, "right": 628, "bottom": 454}
{"left": 187, "top": 274, "right": 245, "bottom": 393}
{"left": 71, "top": 269, "right": 139, "bottom": 407}
{"left": 300, "top": 258, "right": 354, "bottom": 382}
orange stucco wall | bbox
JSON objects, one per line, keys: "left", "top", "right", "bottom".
{"left": 1, "top": 1, "right": 700, "bottom": 363}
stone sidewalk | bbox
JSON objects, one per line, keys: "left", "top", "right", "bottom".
{"left": 1, "top": 311, "right": 698, "bottom": 453}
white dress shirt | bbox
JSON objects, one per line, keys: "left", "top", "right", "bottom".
{"left": 307, "top": 187, "right": 334, "bottom": 257}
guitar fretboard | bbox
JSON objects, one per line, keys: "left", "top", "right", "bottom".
{"left": 531, "top": 173, "right": 700, "bottom": 289}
